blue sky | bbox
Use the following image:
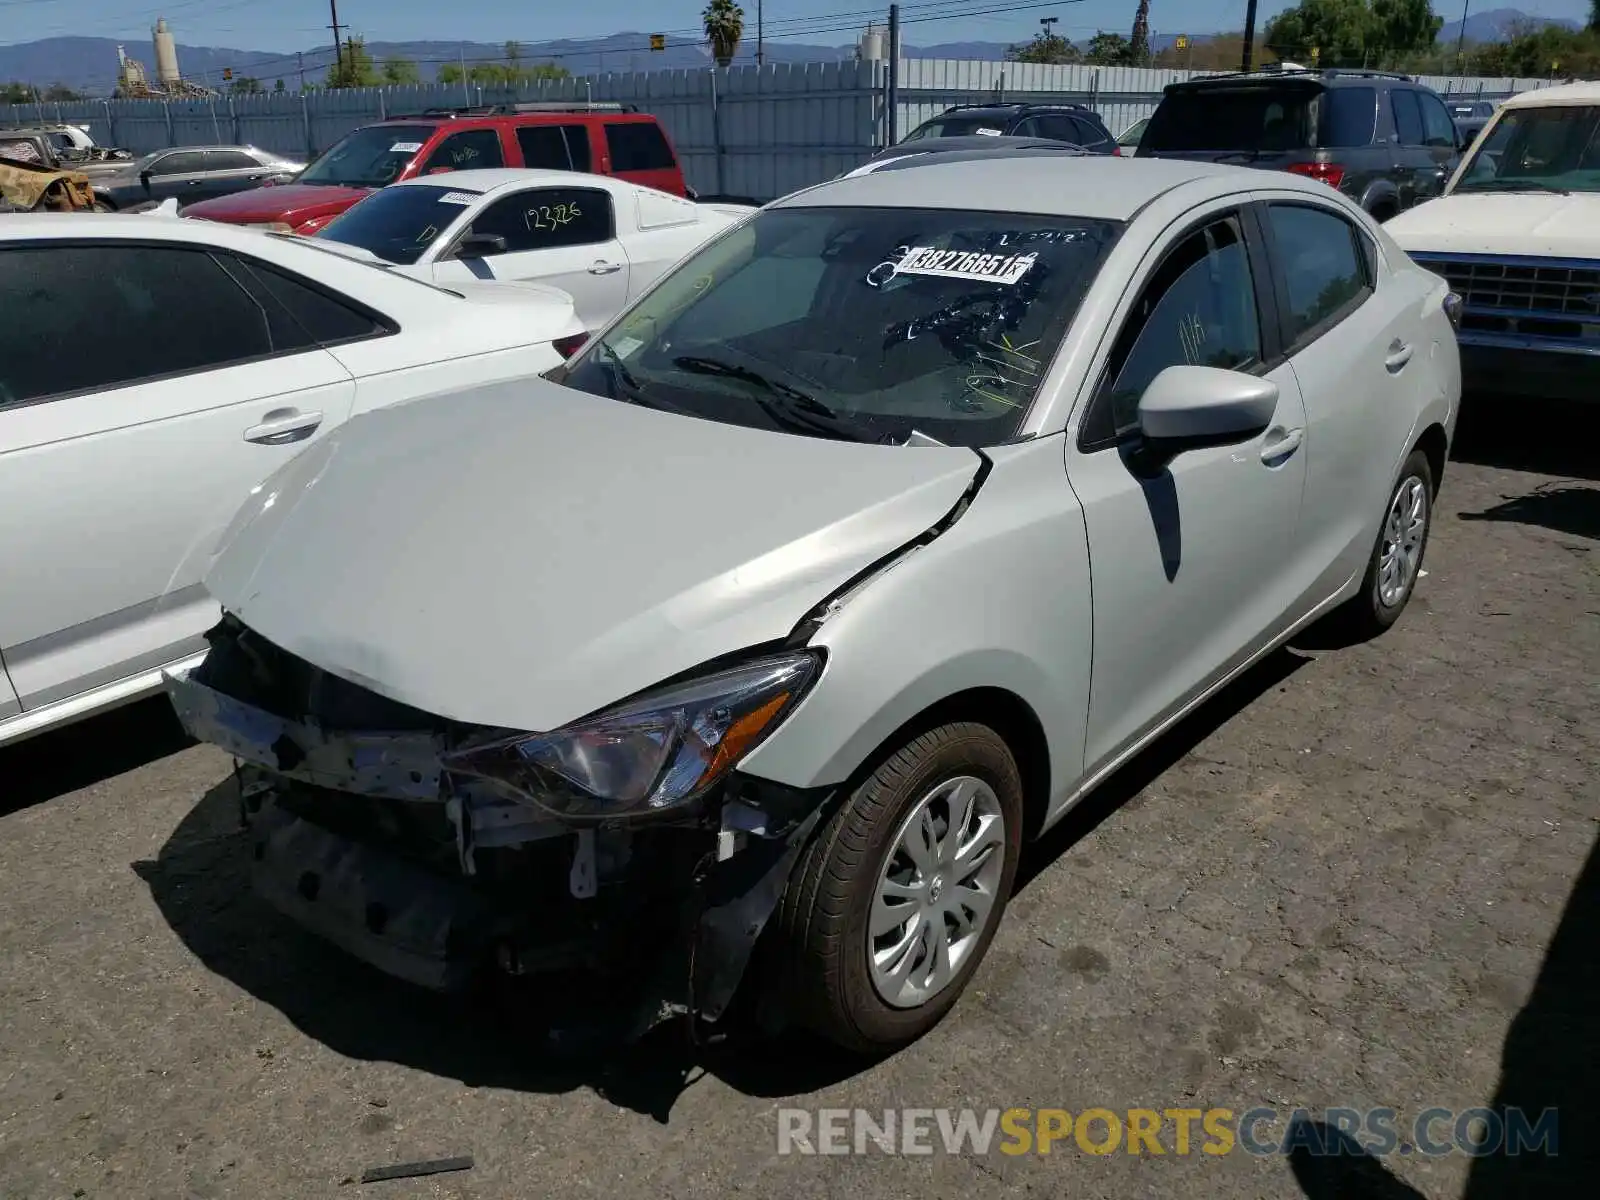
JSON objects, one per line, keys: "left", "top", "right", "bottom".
{"left": 3, "top": 0, "right": 1591, "bottom": 51}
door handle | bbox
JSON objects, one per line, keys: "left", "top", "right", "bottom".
{"left": 1260, "top": 426, "right": 1304, "bottom": 463}
{"left": 243, "top": 408, "right": 323, "bottom": 445}
{"left": 588, "top": 260, "right": 623, "bottom": 275}
{"left": 1385, "top": 340, "right": 1414, "bottom": 372}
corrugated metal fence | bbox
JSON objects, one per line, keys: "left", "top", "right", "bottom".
{"left": 1, "top": 59, "right": 1554, "bottom": 199}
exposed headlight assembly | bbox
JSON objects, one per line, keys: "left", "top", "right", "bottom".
{"left": 442, "top": 651, "right": 821, "bottom": 821}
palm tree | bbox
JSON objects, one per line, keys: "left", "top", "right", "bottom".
{"left": 703, "top": 0, "right": 745, "bottom": 68}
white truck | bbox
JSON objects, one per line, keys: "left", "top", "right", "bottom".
{"left": 1386, "top": 80, "right": 1600, "bottom": 402}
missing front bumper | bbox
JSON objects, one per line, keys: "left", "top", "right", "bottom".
{"left": 165, "top": 657, "right": 829, "bottom": 1036}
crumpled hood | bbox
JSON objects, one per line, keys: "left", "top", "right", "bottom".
{"left": 204, "top": 378, "right": 982, "bottom": 733}
{"left": 1387, "top": 192, "right": 1600, "bottom": 258}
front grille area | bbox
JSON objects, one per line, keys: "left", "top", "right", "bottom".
{"left": 1413, "top": 254, "right": 1600, "bottom": 319}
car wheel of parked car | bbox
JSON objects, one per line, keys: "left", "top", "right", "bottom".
{"left": 1342, "top": 449, "right": 1434, "bottom": 637}
{"left": 776, "top": 721, "right": 1023, "bottom": 1053}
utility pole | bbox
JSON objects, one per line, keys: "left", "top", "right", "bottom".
{"left": 1454, "top": 0, "right": 1471, "bottom": 72}
{"left": 887, "top": 3, "right": 900, "bottom": 144}
{"left": 329, "top": 0, "right": 345, "bottom": 74}
{"left": 758, "top": 0, "right": 765, "bottom": 66}
{"left": 459, "top": 43, "right": 471, "bottom": 104}
{"left": 297, "top": 51, "right": 306, "bottom": 90}
{"left": 1240, "top": 0, "right": 1258, "bottom": 72}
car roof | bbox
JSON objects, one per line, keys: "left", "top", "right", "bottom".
{"left": 784, "top": 154, "right": 1327, "bottom": 221}
{"left": 1502, "top": 80, "right": 1600, "bottom": 108}
{"left": 387, "top": 168, "right": 625, "bottom": 194}
{"left": 0, "top": 211, "right": 330, "bottom": 252}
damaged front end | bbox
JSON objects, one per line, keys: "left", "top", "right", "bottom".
{"left": 165, "top": 615, "right": 831, "bottom": 1041}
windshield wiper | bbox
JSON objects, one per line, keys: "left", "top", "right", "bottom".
{"left": 671, "top": 355, "right": 890, "bottom": 443}
{"left": 1457, "top": 179, "right": 1572, "bottom": 195}
{"left": 595, "top": 340, "right": 690, "bottom": 414}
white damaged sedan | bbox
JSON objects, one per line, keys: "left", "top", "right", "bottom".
{"left": 166, "top": 156, "right": 1460, "bottom": 1053}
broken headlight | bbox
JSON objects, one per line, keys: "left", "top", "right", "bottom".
{"left": 442, "top": 651, "right": 821, "bottom": 821}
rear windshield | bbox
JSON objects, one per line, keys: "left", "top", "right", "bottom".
{"left": 1144, "top": 85, "right": 1322, "bottom": 152}
{"left": 316, "top": 185, "right": 478, "bottom": 264}
{"left": 903, "top": 115, "right": 1013, "bottom": 141}
{"left": 556, "top": 205, "right": 1121, "bottom": 448}
{"left": 298, "top": 124, "right": 434, "bottom": 189}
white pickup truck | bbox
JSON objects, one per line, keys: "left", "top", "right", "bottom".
{"left": 1386, "top": 80, "right": 1600, "bottom": 402}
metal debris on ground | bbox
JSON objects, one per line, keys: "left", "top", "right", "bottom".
{"left": 358, "top": 1155, "right": 474, "bottom": 1184}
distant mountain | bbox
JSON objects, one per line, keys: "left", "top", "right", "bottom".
{"left": 0, "top": 10, "right": 1586, "bottom": 97}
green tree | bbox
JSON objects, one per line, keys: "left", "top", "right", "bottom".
{"left": 1, "top": 81, "right": 33, "bottom": 104}
{"left": 230, "top": 75, "right": 264, "bottom": 95}
{"left": 273, "top": 78, "right": 287, "bottom": 93}
{"left": 1264, "top": 0, "right": 1440, "bottom": 68}
{"left": 1129, "top": 0, "right": 1153, "bottom": 64}
{"left": 703, "top": 0, "right": 745, "bottom": 67}
{"left": 1005, "top": 31, "right": 1081, "bottom": 64}
{"left": 1084, "top": 31, "right": 1134, "bottom": 63}
{"left": 326, "top": 36, "right": 380, "bottom": 88}
{"left": 40, "top": 82, "right": 81, "bottom": 101}
{"left": 381, "top": 56, "right": 421, "bottom": 85}
{"left": 505, "top": 40, "right": 523, "bottom": 67}
{"left": 1591, "top": 0, "right": 1599, "bottom": 33}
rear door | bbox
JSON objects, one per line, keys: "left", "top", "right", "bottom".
{"left": 1388, "top": 89, "right": 1432, "bottom": 208}
{"left": 1413, "top": 89, "right": 1462, "bottom": 197}
{"left": 1258, "top": 199, "right": 1425, "bottom": 597}
{"left": 197, "top": 148, "right": 275, "bottom": 200}
{"left": 431, "top": 184, "right": 630, "bottom": 328}
{"left": 144, "top": 150, "right": 213, "bottom": 206}
{"left": 0, "top": 241, "right": 359, "bottom": 712}
{"left": 602, "top": 120, "right": 683, "bottom": 195}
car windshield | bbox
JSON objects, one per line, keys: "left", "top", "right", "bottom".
{"left": 317, "top": 185, "right": 478, "bottom": 264}
{"left": 1453, "top": 104, "right": 1600, "bottom": 194}
{"left": 1142, "top": 84, "right": 1319, "bottom": 152}
{"left": 555, "top": 205, "right": 1121, "bottom": 448}
{"left": 903, "top": 115, "right": 1013, "bottom": 140}
{"left": 297, "top": 124, "right": 433, "bottom": 189}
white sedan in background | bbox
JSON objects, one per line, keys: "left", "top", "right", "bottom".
{"left": 311, "top": 170, "right": 755, "bottom": 330}
{"left": 0, "top": 213, "right": 583, "bottom": 746}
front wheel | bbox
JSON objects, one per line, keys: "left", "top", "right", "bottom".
{"left": 774, "top": 722, "right": 1023, "bottom": 1054}
{"left": 1337, "top": 448, "right": 1434, "bottom": 639}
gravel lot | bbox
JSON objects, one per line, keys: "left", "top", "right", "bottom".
{"left": 1, "top": 396, "right": 1595, "bottom": 1200}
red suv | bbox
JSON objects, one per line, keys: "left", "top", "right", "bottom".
{"left": 182, "top": 103, "right": 689, "bottom": 234}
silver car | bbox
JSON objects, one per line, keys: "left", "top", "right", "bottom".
{"left": 168, "top": 156, "right": 1462, "bottom": 1053}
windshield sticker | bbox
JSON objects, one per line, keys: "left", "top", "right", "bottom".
{"left": 974, "top": 127, "right": 1003, "bottom": 136}
{"left": 438, "top": 191, "right": 477, "bottom": 205}
{"left": 886, "top": 246, "right": 1039, "bottom": 286}
{"left": 389, "top": 141, "right": 424, "bottom": 154}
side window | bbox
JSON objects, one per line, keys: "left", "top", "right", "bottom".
{"left": 1266, "top": 204, "right": 1371, "bottom": 346}
{"left": 1417, "top": 92, "right": 1459, "bottom": 149}
{"left": 206, "top": 149, "right": 261, "bottom": 171}
{"left": 1036, "top": 115, "right": 1084, "bottom": 143}
{"left": 0, "top": 245, "right": 274, "bottom": 406}
{"left": 1094, "top": 216, "right": 1263, "bottom": 439}
{"left": 152, "top": 151, "right": 209, "bottom": 175}
{"left": 516, "top": 125, "right": 572, "bottom": 170}
{"left": 1010, "top": 116, "right": 1044, "bottom": 137}
{"left": 421, "top": 129, "right": 504, "bottom": 174}
{"left": 228, "top": 256, "right": 389, "bottom": 345}
{"left": 1321, "top": 87, "right": 1376, "bottom": 148}
{"left": 464, "top": 187, "right": 615, "bottom": 254}
{"left": 561, "top": 125, "right": 593, "bottom": 172}
{"left": 1069, "top": 115, "right": 1110, "bottom": 146}
{"left": 605, "top": 122, "right": 675, "bottom": 172}
{"left": 1391, "top": 90, "right": 1425, "bottom": 146}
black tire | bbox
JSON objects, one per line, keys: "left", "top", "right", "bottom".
{"left": 774, "top": 721, "right": 1024, "bottom": 1054}
{"left": 1337, "top": 448, "right": 1435, "bottom": 640}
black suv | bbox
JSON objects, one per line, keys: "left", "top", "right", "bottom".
{"left": 900, "top": 102, "right": 1119, "bottom": 155}
{"left": 1137, "top": 68, "right": 1461, "bottom": 220}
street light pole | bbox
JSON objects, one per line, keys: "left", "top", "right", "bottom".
{"left": 1455, "top": 0, "right": 1471, "bottom": 72}
{"left": 1040, "top": 14, "right": 1059, "bottom": 42}
{"left": 1241, "top": 0, "right": 1259, "bottom": 72}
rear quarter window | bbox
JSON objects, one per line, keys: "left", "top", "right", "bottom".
{"left": 1320, "top": 87, "right": 1377, "bottom": 148}
{"left": 605, "top": 122, "right": 675, "bottom": 172}
{"left": 1143, "top": 87, "right": 1316, "bottom": 152}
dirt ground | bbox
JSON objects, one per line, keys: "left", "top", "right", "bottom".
{"left": 1, "top": 396, "right": 1595, "bottom": 1200}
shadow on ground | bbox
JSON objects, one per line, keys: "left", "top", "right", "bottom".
{"left": 0, "top": 697, "right": 193, "bottom": 818}
{"left": 135, "top": 648, "right": 1315, "bottom": 1121}
{"left": 1460, "top": 483, "right": 1600, "bottom": 542}
{"left": 1290, "top": 833, "right": 1600, "bottom": 1199}
{"left": 1450, "top": 393, "right": 1600, "bottom": 482}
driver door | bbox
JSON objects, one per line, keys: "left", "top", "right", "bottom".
{"left": 431, "top": 185, "right": 631, "bottom": 328}
{"left": 1065, "top": 206, "right": 1312, "bottom": 770}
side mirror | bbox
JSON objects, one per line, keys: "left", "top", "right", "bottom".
{"left": 453, "top": 232, "right": 508, "bottom": 261}
{"left": 1134, "top": 365, "right": 1279, "bottom": 465}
